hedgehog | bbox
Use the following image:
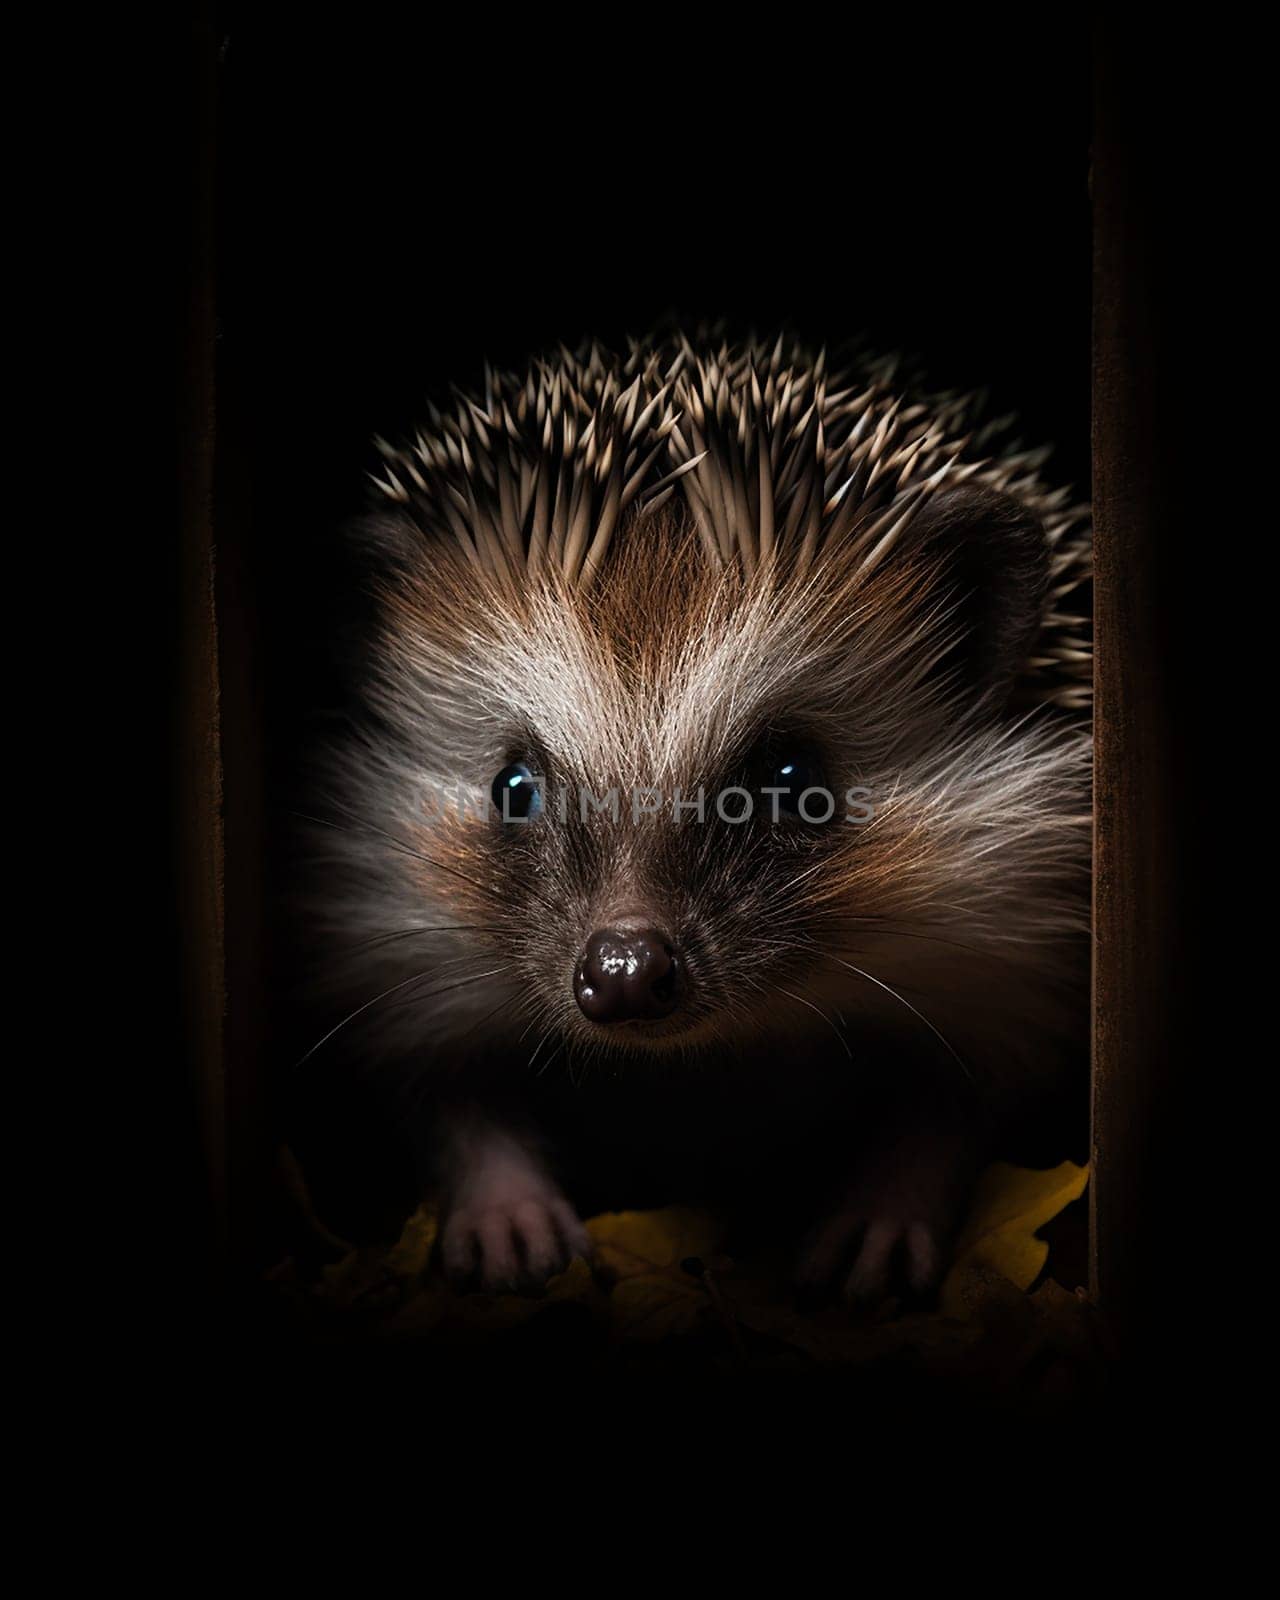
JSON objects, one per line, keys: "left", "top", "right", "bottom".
{"left": 303, "top": 330, "right": 1092, "bottom": 1304}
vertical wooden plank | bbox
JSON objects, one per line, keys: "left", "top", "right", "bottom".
{"left": 1090, "top": 26, "right": 1196, "bottom": 1355}
{"left": 179, "top": 12, "right": 226, "bottom": 1291}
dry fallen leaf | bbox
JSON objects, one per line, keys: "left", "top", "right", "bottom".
{"left": 939, "top": 1160, "right": 1089, "bottom": 1319}
{"left": 284, "top": 1161, "right": 1090, "bottom": 1369}
{"left": 586, "top": 1207, "right": 726, "bottom": 1341}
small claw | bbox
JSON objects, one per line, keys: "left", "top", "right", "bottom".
{"left": 843, "top": 1219, "right": 901, "bottom": 1306}
{"left": 550, "top": 1199, "right": 593, "bottom": 1264}
{"left": 511, "top": 1199, "right": 563, "bottom": 1281}
{"left": 475, "top": 1213, "right": 520, "bottom": 1289}
{"left": 904, "top": 1221, "right": 943, "bottom": 1296}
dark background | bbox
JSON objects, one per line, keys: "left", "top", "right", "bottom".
{"left": 188, "top": 13, "right": 1095, "bottom": 1280}
{"left": 216, "top": 11, "right": 1091, "bottom": 651}
{"left": 217, "top": 15, "right": 1091, "bottom": 547}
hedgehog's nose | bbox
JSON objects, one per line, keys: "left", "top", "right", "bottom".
{"left": 574, "top": 928, "right": 682, "bottom": 1024}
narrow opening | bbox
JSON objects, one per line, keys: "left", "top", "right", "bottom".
{"left": 184, "top": 16, "right": 1132, "bottom": 1406}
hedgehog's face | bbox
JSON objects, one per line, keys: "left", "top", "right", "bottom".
{"left": 376, "top": 493, "right": 1075, "bottom": 1064}
{"left": 471, "top": 727, "right": 855, "bottom": 1057}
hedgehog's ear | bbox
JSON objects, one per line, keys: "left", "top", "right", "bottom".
{"left": 907, "top": 484, "right": 1051, "bottom": 709}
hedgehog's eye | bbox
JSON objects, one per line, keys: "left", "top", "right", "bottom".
{"left": 765, "top": 756, "right": 828, "bottom": 820}
{"left": 491, "top": 762, "right": 542, "bottom": 822}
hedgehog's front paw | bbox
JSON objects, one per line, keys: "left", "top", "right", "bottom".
{"left": 795, "top": 1208, "right": 952, "bottom": 1308}
{"left": 436, "top": 1117, "right": 592, "bottom": 1294}
{"left": 435, "top": 1118, "right": 590, "bottom": 1294}
{"left": 795, "top": 1121, "right": 978, "bottom": 1309}
{"left": 441, "top": 1189, "right": 592, "bottom": 1294}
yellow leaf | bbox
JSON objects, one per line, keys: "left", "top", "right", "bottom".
{"left": 587, "top": 1206, "right": 725, "bottom": 1340}
{"left": 385, "top": 1205, "right": 438, "bottom": 1277}
{"left": 587, "top": 1206, "right": 723, "bottom": 1278}
{"left": 313, "top": 1205, "right": 439, "bottom": 1315}
{"left": 439, "top": 1254, "right": 597, "bottom": 1333}
{"left": 299, "top": 1166, "right": 1088, "bottom": 1354}
{"left": 940, "top": 1160, "right": 1088, "bottom": 1319}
